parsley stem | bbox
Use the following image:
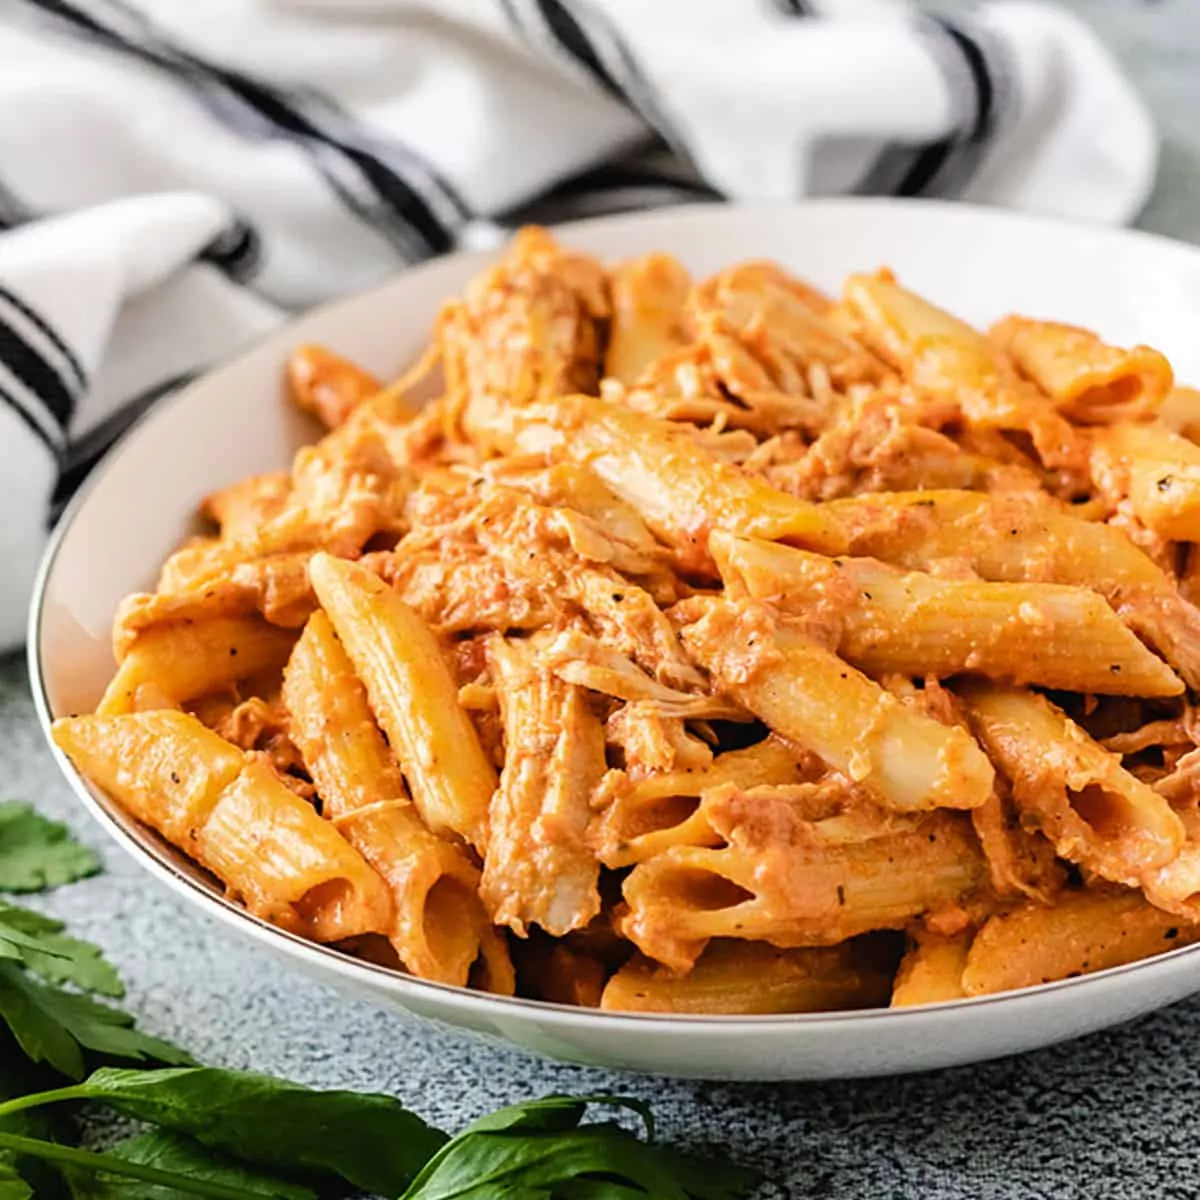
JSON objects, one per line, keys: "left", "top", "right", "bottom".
{"left": 0, "top": 1085, "right": 90, "bottom": 1119}
{"left": 0, "top": 1130, "right": 266, "bottom": 1199}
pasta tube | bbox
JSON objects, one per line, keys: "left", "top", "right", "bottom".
{"left": 678, "top": 599, "right": 994, "bottom": 812}
{"left": 592, "top": 737, "right": 809, "bottom": 868}
{"left": 962, "top": 889, "right": 1200, "bottom": 996}
{"left": 308, "top": 552, "right": 496, "bottom": 851}
{"left": 820, "top": 489, "right": 1200, "bottom": 688}
{"left": 52, "top": 711, "right": 392, "bottom": 941}
{"left": 98, "top": 615, "right": 297, "bottom": 716}
{"left": 502, "top": 393, "right": 847, "bottom": 573}
{"left": 1092, "top": 421, "right": 1200, "bottom": 541}
{"left": 711, "top": 531, "right": 1182, "bottom": 697}
{"left": 989, "top": 316, "right": 1172, "bottom": 424}
{"left": 483, "top": 635, "right": 605, "bottom": 937}
{"left": 961, "top": 683, "right": 1184, "bottom": 886}
{"left": 605, "top": 253, "right": 691, "bottom": 385}
{"left": 621, "top": 807, "right": 984, "bottom": 971}
{"left": 842, "top": 272, "right": 1081, "bottom": 468}
{"left": 890, "top": 930, "right": 971, "bottom": 1007}
{"left": 284, "top": 612, "right": 508, "bottom": 988}
{"left": 1158, "top": 386, "right": 1200, "bottom": 443}
{"left": 602, "top": 941, "right": 889, "bottom": 1015}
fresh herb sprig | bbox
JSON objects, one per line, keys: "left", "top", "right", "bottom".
{"left": 0, "top": 803, "right": 759, "bottom": 1198}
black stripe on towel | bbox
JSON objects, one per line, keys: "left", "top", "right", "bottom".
{"left": 532, "top": 0, "right": 624, "bottom": 99}
{"left": 25, "top": 0, "right": 466, "bottom": 259}
{"left": 0, "top": 304, "right": 79, "bottom": 432}
{"left": 508, "top": 0, "right": 700, "bottom": 174}
{"left": 0, "top": 381, "right": 61, "bottom": 459}
{"left": 855, "top": 16, "right": 1006, "bottom": 200}
{"left": 0, "top": 283, "right": 87, "bottom": 391}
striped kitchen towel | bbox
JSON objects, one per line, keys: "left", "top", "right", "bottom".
{"left": 0, "top": 0, "right": 1155, "bottom": 647}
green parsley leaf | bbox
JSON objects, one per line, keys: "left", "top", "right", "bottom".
{"left": 63, "top": 1131, "right": 316, "bottom": 1200}
{"left": 71, "top": 1067, "right": 447, "bottom": 1195}
{"left": 400, "top": 1096, "right": 758, "bottom": 1200}
{"left": 0, "top": 1157, "right": 32, "bottom": 1200}
{"left": 0, "top": 905, "right": 122, "bottom": 997}
{"left": 0, "top": 964, "right": 192, "bottom": 1081}
{"left": 0, "top": 805, "right": 100, "bottom": 894}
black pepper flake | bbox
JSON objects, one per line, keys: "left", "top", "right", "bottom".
{"left": 170, "top": 771, "right": 180, "bottom": 784}
{"left": 1010, "top": 529, "right": 1019, "bottom": 536}
{"left": 839, "top": 673, "right": 847, "bottom": 680}
{"left": 862, "top": 591, "right": 873, "bottom": 600}
{"left": 612, "top": 593, "right": 624, "bottom": 602}
{"left": 229, "top": 647, "right": 238, "bottom": 657}
{"left": 1158, "top": 475, "right": 1176, "bottom": 493}
{"left": 836, "top": 885, "right": 846, "bottom": 906}
{"left": 1110, "top": 664, "right": 1121, "bottom": 673}
{"left": 1166, "top": 927, "right": 1180, "bottom": 940}
{"left": 914, "top": 499, "right": 936, "bottom": 507}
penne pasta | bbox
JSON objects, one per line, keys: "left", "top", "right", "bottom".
{"left": 482, "top": 635, "right": 606, "bottom": 937}
{"left": 71, "top": 228, "right": 1200, "bottom": 1012}
{"left": 1157, "top": 385, "right": 1200, "bottom": 444}
{"left": 962, "top": 889, "right": 1200, "bottom": 996}
{"left": 890, "top": 929, "right": 972, "bottom": 1007}
{"left": 989, "top": 315, "right": 1173, "bottom": 424}
{"left": 591, "top": 737, "right": 810, "bottom": 869}
{"left": 605, "top": 253, "right": 691, "bottom": 385}
{"left": 602, "top": 940, "right": 890, "bottom": 1015}
{"left": 98, "top": 615, "right": 297, "bottom": 716}
{"left": 621, "top": 804, "right": 984, "bottom": 971}
{"left": 818, "top": 489, "right": 1200, "bottom": 688}
{"left": 1092, "top": 421, "right": 1200, "bottom": 541}
{"left": 308, "top": 552, "right": 496, "bottom": 851}
{"left": 283, "top": 611, "right": 507, "bottom": 987}
{"left": 52, "top": 711, "right": 392, "bottom": 941}
{"left": 711, "top": 531, "right": 1182, "bottom": 696}
{"left": 842, "top": 271, "right": 1083, "bottom": 470}
{"left": 498, "top": 392, "right": 847, "bottom": 574}
{"left": 961, "top": 683, "right": 1184, "bottom": 887}
{"left": 678, "top": 598, "right": 994, "bottom": 812}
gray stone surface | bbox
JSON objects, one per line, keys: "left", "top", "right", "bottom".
{"left": 7, "top": 7, "right": 1200, "bottom": 1196}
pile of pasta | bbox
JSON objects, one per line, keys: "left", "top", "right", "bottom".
{"left": 54, "top": 228, "right": 1200, "bottom": 1014}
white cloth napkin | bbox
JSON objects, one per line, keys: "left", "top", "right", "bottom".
{"left": 0, "top": 0, "right": 1155, "bottom": 649}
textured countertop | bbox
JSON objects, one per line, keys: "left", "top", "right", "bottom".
{"left": 7, "top": 4, "right": 1200, "bottom": 1196}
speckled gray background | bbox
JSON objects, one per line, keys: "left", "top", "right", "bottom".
{"left": 7, "top": 4, "right": 1200, "bottom": 1196}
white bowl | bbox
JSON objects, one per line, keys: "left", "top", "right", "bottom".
{"left": 30, "top": 200, "right": 1200, "bottom": 1080}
